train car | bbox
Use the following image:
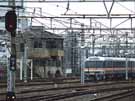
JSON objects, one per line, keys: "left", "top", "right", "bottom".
{"left": 84, "top": 56, "right": 135, "bottom": 81}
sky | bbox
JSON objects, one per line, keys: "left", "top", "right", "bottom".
{"left": 25, "top": 1, "right": 135, "bottom": 15}
{"left": 1, "top": 1, "right": 135, "bottom": 27}
{"left": 24, "top": 1, "right": 135, "bottom": 29}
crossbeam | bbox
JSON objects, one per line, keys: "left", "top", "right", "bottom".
{"left": 0, "top": 0, "right": 133, "bottom": 3}
{"left": 11, "top": 14, "right": 135, "bottom": 19}
{"left": 44, "top": 27, "right": 135, "bottom": 30}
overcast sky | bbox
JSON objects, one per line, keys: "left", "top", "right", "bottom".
{"left": 24, "top": 1, "right": 135, "bottom": 28}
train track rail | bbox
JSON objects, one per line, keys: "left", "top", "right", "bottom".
{"left": 0, "top": 81, "right": 135, "bottom": 93}
{"left": 15, "top": 86, "right": 135, "bottom": 101}
{"left": 0, "top": 80, "right": 132, "bottom": 96}
{"left": 14, "top": 81, "right": 135, "bottom": 94}
{"left": 0, "top": 80, "right": 80, "bottom": 88}
{"left": 0, "top": 80, "right": 135, "bottom": 88}
{"left": 91, "top": 90, "right": 135, "bottom": 101}
{"left": 0, "top": 77, "right": 80, "bottom": 87}
{"left": 1, "top": 81, "right": 135, "bottom": 101}
{"left": 0, "top": 77, "right": 79, "bottom": 83}
{"left": 1, "top": 79, "right": 135, "bottom": 88}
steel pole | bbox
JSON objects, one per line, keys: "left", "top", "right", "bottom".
{"left": 6, "top": 33, "right": 16, "bottom": 101}
{"left": 20, "top": 57, "right": 23, "bottom": 80}
{"left": 24, "top": 46, "right": 28, "bottom": 82}
{"left": 125, "top": 55, "right": 128, "bottom": 80}
{"left": 30, "top": 60, "right": 33, "bottom": 80}
{"left": 6, "top": 0, "right": 18, "bottom": 100}
{"left": 81, "top": 47, "right": 85, "bottom": 84}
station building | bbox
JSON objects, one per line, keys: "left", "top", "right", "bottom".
{"left": 16, "top": 26, "right": 64, "bottom": 79}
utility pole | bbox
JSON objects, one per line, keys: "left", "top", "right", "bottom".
{"left": 30, "top": 60, "right": 33, "bottom": 80}
{"left": 20, "top": 43, "right": 24, "bottom": 81}
{"left": 20, "top": 42, "right": 28, "bottom": 82}
{"left": 80, "top": 46, "right": 85, "bottom": 84}
{"left": 125, "top": 32, "right": 128, "bottom": 80}
{"left": 80, "top": 24, "right": 85, "bottom": 84}
{"left": 125, "top": 54, "right": 128, "bottom": 80}
{"left": 5, "top": 1, "right": 17, "bottom": 100}
{"left": 23, "top": 45, "right": 28, "bottom": 82}
{"left": 20, "top": 57, "right": 23, "bottom": 80}
{"left": 92, "top": 34, "right": 95, "bottom": 56}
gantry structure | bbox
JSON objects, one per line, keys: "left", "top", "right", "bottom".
{"left": 9, "top": 0, "right": 135, "bottom": 57}
{"left": 1, "top": 0, "right": 135, "bottom": 75}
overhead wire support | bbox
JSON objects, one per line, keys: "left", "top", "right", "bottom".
{"left": 64, "top": 0, "right": 70, "bottom": 15}
{"left": 103, "top": 0, "right": 115, "bottom": 18}
{"left": 0, "top": 0, "right": 134, "bottom": 3}
{"left": 1, "top": 12, "right": 135, "bottom": 19}
{"left": 61, "top": 14, "right": 135, "bottom": 18}
{"left": 0, "top": 5, "right": 23, "bottom": 9}
{"left": 0, "top": 14, "right": 134, "bottom": 19}
{"left": 43, "top": 27, "right": 135, "bottom": 31}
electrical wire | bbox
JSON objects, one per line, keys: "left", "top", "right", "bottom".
{"left": 117, "top": 2, "right": 135, "bottom": 14}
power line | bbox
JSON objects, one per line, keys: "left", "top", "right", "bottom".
{"left": 0, "top": 0, "right": 133, "bottom": 3}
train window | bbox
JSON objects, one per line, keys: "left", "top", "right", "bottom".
{"left": 85, "top": 61, "right": 95, "bottom": 68}
{"left": 120, "top": 61, "right": 124, "bottom": 67}
{"left": 120, "top": 61, "right": 125, "bottom": 67}
{"left": 132, "top": 61, "right": 135, "bottom": 67}
{"left": 85, "top": 60, "right": 135, "bottom": 69}
{"left": 128, "top": 61, "right": 133, "bottom": 67}
{"left": 89, "top": 61, "right": 94, "bottom": 68}
{"left": 104, "top": 61, "right": 112, "bottom": 68}
{"left": 113, "top": 61, "right": 120, "bottom": 67}
{"left": 85, "top": 61, "right": 103, "bottom": 68}
{"left": 96, "top": 61, "right": 103, "bottom": 68}
{"left": 113, "top": 61, "right": 125, "bottom": 68}
{"left": 85, "top": 61, "right": 89, "bottom": 68}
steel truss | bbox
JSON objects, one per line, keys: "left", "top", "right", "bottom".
{"left": 15, "top": 15, "right": 135, "bottom": 32}
{"left": 0, "top": 0, "right": 134, "bottom": 3}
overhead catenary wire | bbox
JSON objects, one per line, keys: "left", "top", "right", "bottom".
{"left": 26, "top": 5, "right": 127, "bottom": 35}
{"left": 0, "top": 0, "right": 134, "bottom": 3}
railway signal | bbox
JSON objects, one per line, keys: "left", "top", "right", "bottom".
{"left": 5, "top": 10, "right": 17, "bottom": 36}
{"left": 10, "top": 55, "right": 16, "bottom": 71}
{"left": 6, "top": 92, "right": 16, "bottom": 101}
{"left": 5, "top": 10, "right": 17, "bottom": 101}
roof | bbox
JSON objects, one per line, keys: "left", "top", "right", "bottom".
{"left": 85, "top": 56, "right": 135, "bottom": 62}
{"left": 23, "top": 26, "right": 63, "bottom": 39}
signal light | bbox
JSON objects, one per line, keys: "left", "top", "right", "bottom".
{"left": 6, "top": 92, "right": 16, "bottom": 101}
{"left": 10, "top": 55, "right": 16, "bottom": 71}
{"left": 5, "top": 10, "right": 17, "bottom": 33}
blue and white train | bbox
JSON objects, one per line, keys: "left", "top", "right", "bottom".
{"left": 84, "top": 56, "right": 135, "bottom": 81}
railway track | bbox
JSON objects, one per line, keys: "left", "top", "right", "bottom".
{"left": 91, "top": 90, "right": 135, "bottom": 101}
{"left": 1, "top": 79, "right": 135, "bottom": 88}
{"left": 0, "top": 77, "right": 80, "bottom": 87}
{"left": 0, "top": 80, "right": 132, "bottom": 95}
{"left": 0, "top": 80, "right": 80, "bottom": 88}
{"left": 1, "top": 80, "right": 135, "bottom": 101}
{"left": 0, "top": 80, "right": 135, "bottom": 88}
{"left": 15, "top": 85, "right": 135, "bottom": 101}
